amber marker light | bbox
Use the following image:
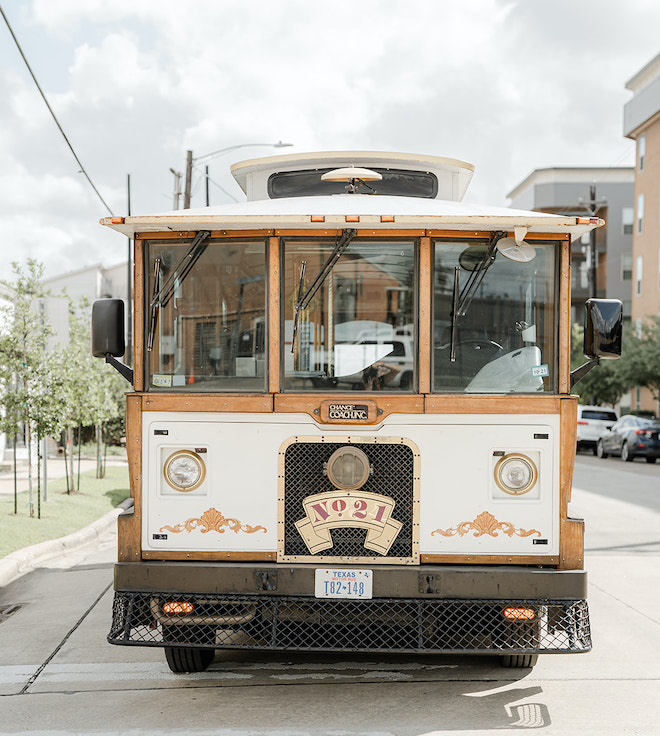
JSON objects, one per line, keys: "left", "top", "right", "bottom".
{"left": 345, "top": 215, "right": 360, "bottom": 222}
{"left": 163, "top": 602, "right": 194, "bottom": 615}
{"left": 503, "top": 606, "right": 536, "bottom": 621}
{"left": 380, "top": 215, "right": 395, "bottom": 222}
{"left": 311, "top": 215, "right": 325, "bottom": 222}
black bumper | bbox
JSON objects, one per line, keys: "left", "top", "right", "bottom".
{"left": 108, "top": 562, "right": 591, "bottom": 655}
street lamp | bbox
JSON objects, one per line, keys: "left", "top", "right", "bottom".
{"left": 182, "top": 141, "right": 293, "bottom": 209}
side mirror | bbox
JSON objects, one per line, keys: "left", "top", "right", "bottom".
{"left": 92, "top": 299, "right": 125, "bottom": 358}
{"left": 571, "top": 298, "right": 623, "bottom": 389}
{"left": 91, "top": 299, "right": 133, "bottom": 384}
{"left": 584, "top": 298, "right": 622, "bottom": 359}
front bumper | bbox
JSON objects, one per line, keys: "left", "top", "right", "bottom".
{"left": 108, "top": 562, "right": 591, "bottom": 655}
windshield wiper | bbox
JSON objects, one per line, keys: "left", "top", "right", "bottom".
{"left": 291, "top": 228, "right": 357, "bottom": 353}
{"left": 147, "top": 230, "right": 211, "bottom": 352}
{"left": 450, "top": 231, "right": 504, "bottom": 362}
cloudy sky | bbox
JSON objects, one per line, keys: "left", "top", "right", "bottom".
{"left": 1, "top": 0, "right": 659, "bottom": 282}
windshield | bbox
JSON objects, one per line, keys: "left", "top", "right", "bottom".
{"left": 433, "top": 240, "right": 558, "bottom": 393}
{"left": 283, "top": 238, "right": 417, "bottom": 391}
{"left": 147, "top": 239, "right": 267, "bottom": 391}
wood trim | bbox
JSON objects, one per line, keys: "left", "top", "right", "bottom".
{"left": 418, "top": 236, "right": 431, "bottom": 394}
{"left": 135, "top": 230, "right": 275, "bottom": 240}
{"left": 133, "top": 239, "right": 144, "bottom": 392}
{"left": 427, "top": 230, "right": 494, "bottom": 239}
{"left": 558, "top": 239, "right": 571, "bottom": 394}
{"left": 119, "top": 394, "right": 142, "bottom": 562}
{"left": 268, "top": 236, "right": 281, "bottom": 393}
{"left": 142, "top": 551, "right": 277, "bottom": 561}
{"left": 274, "top": 229, "right": 426, "bottom": 238}
{"left": 274, "top": 394, "right": 424, "bottom": 422}
{"left": 141, "top": 394, "right": 273, "bottom": 412}
{"left": 557, "top": 397, "right": 584, "bottom": 569}
{"left": 421, "top": 554, "right": 559, "bottom": 565}
{"left": 425, "top": 395, "right": 562, "bottom": 414}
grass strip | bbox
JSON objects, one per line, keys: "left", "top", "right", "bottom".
{"left": 0, "top": 464, "right": 130, "bottom": 558}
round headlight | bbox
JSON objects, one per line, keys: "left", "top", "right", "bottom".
{"left": 164, "top": 450, "right": 206, "bottom": 492}
{"left": 494, "top": 453, "right": 537, "bottom": 495}
{"left": 325, "top": 446, "right": 370, "bottom": 490}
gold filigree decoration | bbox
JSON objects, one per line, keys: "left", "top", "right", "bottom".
{"left": 160, "top": 507, "right": 266, "bottom": 535}
{"left": 431, "top": 511, "right": 540, "bottom": 539}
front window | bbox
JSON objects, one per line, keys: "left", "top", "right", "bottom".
{"left": 147, "top": 238, "right": 267, "bottom": 391}
{"left": 283, "top": 237, "right": 416, "bottom": 391}
{"left": 432, "top": 239, "right": 558, "bottom": 393}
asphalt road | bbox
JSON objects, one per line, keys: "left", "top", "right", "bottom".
{"left": 1, "top": 454, "right": 658, "bottom": 736}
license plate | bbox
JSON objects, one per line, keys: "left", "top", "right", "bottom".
{"left": 315, "top": 569, "right": 373, "bottom": 599}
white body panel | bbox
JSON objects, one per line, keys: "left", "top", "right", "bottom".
{"left": 143, "top": 411, "right": 559, "bottom": 558}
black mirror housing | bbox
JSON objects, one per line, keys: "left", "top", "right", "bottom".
{"left": 584, "top": 298, "right": 622, "bottom": 359}
{"left": 92, "top": 299, "right": 125, "bottom": 358}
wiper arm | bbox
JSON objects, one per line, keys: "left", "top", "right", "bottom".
{"left": 450, "top": 266, "right": 459, "bottom": 362}
{"left": 455, "top": 232, "right": 503, "bottom": 318}
{"left": 147, "top": 230, "right": 211, "bottom": 352}
{"left": 147, "top": 258, "right": 161, "bottom": 352}
{"left": 291, "top": 228, "right": 357, "bottom": 353}
{"left": 290, "top": 260, "right": 307, "bottom": 354}
{"left": 152, "top": 230, "right": 211, "bottom": 309}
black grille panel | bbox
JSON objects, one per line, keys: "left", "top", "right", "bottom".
{"left": 109, "top": 591, "right": 591, "bottom": 654}
{"left": 281, "top": 439, "right": 417, "bottom": 561}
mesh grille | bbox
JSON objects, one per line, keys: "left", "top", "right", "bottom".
{"left": 109, "top": 591, "right": 591, "bottom": 654}
{"left": 282, "top": 439, "right": 415, "bottom": 560}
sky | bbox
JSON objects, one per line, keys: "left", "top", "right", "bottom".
{"left": 1, "top": 0, "right": 659, "bottom": 283}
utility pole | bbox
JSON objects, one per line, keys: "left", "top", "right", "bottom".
{"left": 183, "top": 150, "right": 193, "bottom": 209}
{"left": 169, "top": 168, "right": 182, "bottom": 210}
{"left": 126, "top": 173, "right": 132, "bottom": 366}
{"left": 580, "top": 184, "right": 607, "bottom": 299}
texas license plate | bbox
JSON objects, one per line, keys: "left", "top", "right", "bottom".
{"left": 315, "top": 569, "right": 373, "bottom": 599}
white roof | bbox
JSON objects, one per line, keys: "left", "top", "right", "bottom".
{"left": 101, "top": 193, "right": 602, "bottom": 241}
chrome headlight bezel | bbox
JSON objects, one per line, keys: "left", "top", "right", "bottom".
{"left": 493, "top": 453, "right": 537, "bottom": 495}
{"left": 163, "top": 450, "right": 206, "bottom": 492}
{"left": 325, "top": 446, "right": 371, "bottom": 490}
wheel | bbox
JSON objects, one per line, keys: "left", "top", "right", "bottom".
{"left": 500, "top": 654, "right": 538, "bottom": 668}
{"left": 621, "top": 441, "right": 634, "bottom": 462}
{"left": 646, "top": 456, "right": 657, "bottom": 464}
{"left": 165, "top": 646, "right": 214, "bottom": 673}
{"left": 596, "top": 440, "right": 608, "bottom": 459}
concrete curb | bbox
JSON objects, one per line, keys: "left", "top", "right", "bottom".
{"left": 0, "top": 499, "right": 133, "bottom": 588}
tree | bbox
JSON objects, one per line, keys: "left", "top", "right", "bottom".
{"left": 623, "top": 315, "right": 660, "bottom": 403}
{"left": 0, "top": 260, "right": 64, "bottom": 515}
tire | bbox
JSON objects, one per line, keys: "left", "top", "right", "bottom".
{"left": 621, "top": 441, "right": 634, "bottom": 462}
{"left": 646, "top": 457, "right": 657, "bottom": 464}
{"left": 165, "top": 646, "right": 214, "bottom": 673}
{"left": 596, "top": 440, "right": 608, "bottom": 459}
{"left": 500, "top": 654, "right": 538, "bottom": 668}
{"left": 591, "top": 445, "right": 598, "bottom": 456}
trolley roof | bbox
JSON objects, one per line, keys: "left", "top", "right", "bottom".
{"left": 101, "top": 151, "right": 602, "bottom": 241}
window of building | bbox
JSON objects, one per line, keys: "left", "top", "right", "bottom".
{"left": 639, "top": 134, "right": 646, "bottom": 171}
{"left": 622, "top": 207, "right": 634, "bottom": 235}
{"left": 637, "top": 193, "right": 644, "bottom": 234}
{"left": 622, "top": 253, "right": 633, "bottom": 281}
{"left": 636, "top": 256, "right": 643, "bottom": 296}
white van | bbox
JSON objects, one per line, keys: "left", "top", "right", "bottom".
{"left": 576, "top": 405, "right": 618, "bottom": 454}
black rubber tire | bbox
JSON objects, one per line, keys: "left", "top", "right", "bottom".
{"left": 500, "top": 654, "right": 538, "bottom": 668}
{"left": 622, "top": 441, "right": 634, "bottom": 462}
{"left": 596, "top": 440, "right": 608, "bottom": 459}
{"left": 165, "top": 646, "right": 214, "bottom": 673}
{"left": 646, "top": 456, "right": 657, "bottom": 464}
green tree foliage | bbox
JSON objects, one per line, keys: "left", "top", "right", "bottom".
{"left": 623, "top": 316, "right": 660, "bottom": 402}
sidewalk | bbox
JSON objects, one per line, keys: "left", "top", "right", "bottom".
{"left": 0, "top": 453, "right": 127, "bottom": 496}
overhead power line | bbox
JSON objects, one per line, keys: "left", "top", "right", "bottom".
{"left": 0, "top": 4, "right": 115, "bottom": 216}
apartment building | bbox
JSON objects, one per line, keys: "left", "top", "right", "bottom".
{"left": 624, "top": 51, "right": 660, "bottom": 414}
{"left": 507, "top": 167, "right": 634, "bottom": 326}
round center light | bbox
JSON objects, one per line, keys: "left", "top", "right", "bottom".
{"left": 164, "top": 450, "right": 206, "bottom": 492}
{"left": 494, "top": 453, "right": 537, "bottom": 495}
{"left": 326, "top": 446, "right": 370, "bottom": 490}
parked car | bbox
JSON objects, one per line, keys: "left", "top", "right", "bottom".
{"left": 596, "top": 414, "right": 660, "bottom": 463}
{"left": 576, "top": 405, "right": 618, "bottom": 454}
